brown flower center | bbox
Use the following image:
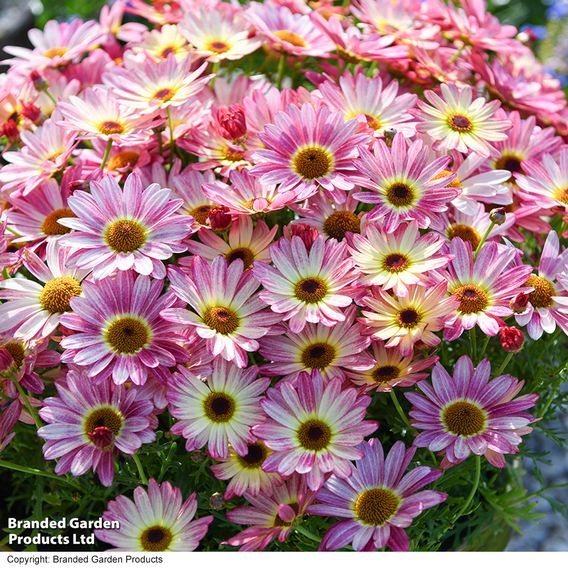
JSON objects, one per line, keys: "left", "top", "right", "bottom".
{"left": 84, "top": 406, "right": 124, "bottom": 448}
{"left": 107, "top": 151, "right": 140, "bottom": 171}
{"left": 382, "top": 253, "right": 410, "bottom": 273}
{"left": 297, "top": 418, "right": 332, "bottom": 451}
{"left": 41, "top": 207, "right": 75, "bottom": 236}
{"left": 494, "top": 153, "right": 524, "bottom": 174}
{"left": 292, "top": 146, "right": 333, "bottom": 180}
{"left": 452, "top": 284, "right": 488, "bottom": 314}
{"left": 354, "top": 488, "right": 400, "bottom": 527}
{"left": 294, "top": 277, "right": 328, "bottom": 304}
{"left": 385, "top": 182, "right": 416, "bottom": 208}
{"left": 206, "top": 39, "right": 231, "bottom": 53}
{"left": 397, "top": 308, "right": 422, "bottom": 329}
{"left": 301, "top": 342, "right": 336, "bottom": 370}
{"left": 273, "top": 30, "right": 307, "bottom": 48}
{"left": 105, "top": 316, "right": 150, "bottom": 354}
{"left": 225, "top": 247, "right": 255, "bottom": 269}
{"left": 140, "top": 526, "right": 173, "bottom": 552}
{"left": 105, "top": 219, "right": 147, "bottom": 253}
{"left": 190, "top": 205, "right": 213, "bottom": 225}
{"left": 447, "top": 224, "right": 481, "bottom": 250}
{"left": 39, "top": 276, "right": 82, "bottom": 314}
{"left": 98, "top": 120, "right": 124, "bottom": 135}
{"left": 448, "top": 114, "right": 473, "bottom": 132}
{"left": 322, "top": 211, "right": 360, "bottom": 240}
{"left": 202, "top": 306, "right": 240, "bottom": 335}
{"left": 236, "top": 442, "right": 268, "bottom": 469}
{"left": 371, "top": 365, "right": 400, "bottom": 384}
{"left": 203, "top": 392, "right": 235, "bottom": 423}
{"left": 2, "top": 341, "right": 26, "bottom": 370}
{"left": 442, "top": 400, "right": 487, "bottom": 437}
{"left": 153, "top": 88, "right": 175, "bottom": 102}
{"left": 526, "top": 274, "right": 555, "bottom": 308}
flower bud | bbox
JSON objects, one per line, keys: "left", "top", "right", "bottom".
{"left": 499, "top": 326, "right": 524, "bottom": 353}
{"left": 208, "top": 206, "right": 232, "bottom": 231}
{"left": 284, "top": 223, "right": 319, "bottom": 251}
{"left": 30, "top": 70, "right": 48, "bottom": 92}
{"left": 489, "top": 207, "right": 506, "bottom": 225}
{"left": 214, "top": 104, "right": 247, "bottom": 141}
{"left": 510, "top": 292, "right": 529, "bottom": 314}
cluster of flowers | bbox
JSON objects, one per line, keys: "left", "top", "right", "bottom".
{"left": 0, "top": 0, "right": 567, "bottom": 553}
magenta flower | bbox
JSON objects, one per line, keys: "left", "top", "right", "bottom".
{"left": 309, "top": 439, "right": 447, "bottom": 551}
{"left": 253, "top": 235, "right": 357, "bottom": 333}
{"left": 353, "top": 133, "right": 459, "bottom": 232}
{"left": 60, "top": 270, "right": 187, "bottom": 386}
{"left": 161, "top": 256, "right": 280, "bottom": 368}
{"left": 0, "top": 399, "right": 21, "bottom": 453}
{"left": 59, "top": 172, "right": 193, "bottom": 280}
{"left": 95, "top": 479, "right": 213, "bottom": 551}
{"left": 38, "top": 370, "right": 156, "bottom": 486}
{"left": 406, "top": 356, "right": 538, "bottom": 468}
{"left": 253, "top": 372, "right": 377, "bottom": 491}
{"left": 251, "top": 103, "right": 370, "bottom": 201}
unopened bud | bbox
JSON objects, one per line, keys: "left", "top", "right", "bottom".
{"left": 209, "top": 492, "right": 225, "bottom": 510}
{"left": 499, "top": 326, "right": 524, "bottom": 353}
{"left": 510, "top": 292, "right": 529, "bottom": 314}
{"left": 30, "top": 70, "right": 48, "bottom": 92}
{"left": 284, "top": 223, "right": 319, "bottom": 251}
{"left": 208, "top": 206, "right": 232, "bottom": 231}
{"left": 489, "top": 207, "right": 506, "bottom": 225}
{"left": 214, "top": 104, "right": 247, "bottom": 141}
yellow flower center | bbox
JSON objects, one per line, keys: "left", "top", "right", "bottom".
{"left": 153, "top": 87, "right": 175, "bottom": 102}
{"left": 273, "top": 30, "right": 307, "bottom": 48}
{"left": 41, "top": 207, "right": 75, "bottom": 236}
{"left": 447, "top": 224, "right": 481, "bottom": 250}
{"left": 292, "top": 146, "right": 333, "bottom": 180}
{"left": 297, "top": 418, "right": 332, "bottom": 451}
{"left": 225, "top": 247, "right": 255, "bottom": 269}
{"left": 107, "top": 151, "right": 140, "bottom": 171}
{"left": 104, "top": 219, "right": 147, "bottom": 253}
{"left": 98, "top": 120, "right": 125, "bottom": 135}
{"left": 39, "top": 276, "right": 82, "bottom": 314}
{"left": 105, "top": 316, "right": 150, "bottom": 354}
{"left": 448, "top": 114, "right": 473, "bottom": 133}
{"left": 189, "top": 205, "right": 213, "bottom": 225}
{"left": 140, "top": 526, "right": 173, "bottom": 552}
{"left": 322, "top": 211, "right": 360, "bottom": 241}
{"left": 206, "top": 39, "right": 231, "bottom": 53}
{"left": 203, "top": 392, "right": 236, "bottom": 423}
{"left": 553, "top": 187, "right": 568, "bottom": 205}
{"left": 382, "top": 253, "right": 410, "bottom": 273}
{"left": 84, "top": 406, "right": 124, "bottom": 439}
{"left": 442, "top": 400, "right": 487, "bottom": 437}
{"left": 202, "top": 306, "right": 240, "bottom": 335}
{"left": 301, "top": 342, "right": 336, "bottom": 370}
{"left": 294, "top": 277, "right": 328, "bottom": 304}
{"left": 43, "top": 47, "right": 68, "bottom": 59}
{"left": 354, "top": 488, "right": 400, "bottom": 526}
{"left": 432, "top": 169, "right": 462, "bottom": 188}
{"left": 526, "top": 274, "right": 555, "bottom": 308}
{"left": 452, "top": 284, "right": 489, "bottom": 314}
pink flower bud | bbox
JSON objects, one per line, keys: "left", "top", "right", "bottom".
{"left": 284, "top": 223, "right": 319, "bottom": 251}
{"left": 510, "top": 292, "right": 529, "bottom": 313}
{"left": 214, "top": 104, "right": 247, "bottom": 141}
{"left": 208, "top": 206, "right": 232, "bottom": 231}
{"left": 499, "top": 326, "right": 524, "bottom": 353}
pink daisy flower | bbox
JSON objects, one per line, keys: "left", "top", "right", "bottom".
{"left": 0, "top": 240, "right": 89, "bottom": 341}
{"left": 259, "top": 305, "right": 372, "bottom": 382}
{"left": 59, "top": 173, "right": 193, "bottom": 280}
{"left": 95, "top": 479, "right": 213, "bottom": 551}
{"left": 60, "top": 270, "right": 187, "bottom": 386}
{"left": 348, "top": 221, "right": 449, "bottom": 297}
{"left": 441, "top": 238, "right": 533, "bottom": 341}
{"left": 167, "top": 360, "right": 269, "bottom": 460}
{"left": 350, "top": 341, "right": 438, "bottom": 393}
{"left": 406, "top": 356, "right": 538, "bottom": 468}
{"left": 353, "top": 133, "right": 459, "bottom": 232}
{"left": 253, "top": 372, "right": 378, "bottom": 490}
{"left": 162, "top": 256, "right": 280, "bottom": 368}
{"left": 360, "top": 282, "right": 458, "bottom": 356}
{"left": 514, "top": 231, "right": 568, "bottom": 339}
{"left": 37, "top": 370, "right": 156, "bottom": 486}
{"left": 253, "top": 235, "right": 357, "bottom": 333}
{"left": 0, "top": 399, "right": 21, "bottom": 453}
{"left": 309, "top": 438, "right": 447, "bottom": 551}
{"left": 251, "top": 103, "right": 370, "bottom": 202}
{"left": 415, "top": 83, "right": 511, "bottom": 158}
{"left": 211, "top": 439, "right": 283, "bottom": 499}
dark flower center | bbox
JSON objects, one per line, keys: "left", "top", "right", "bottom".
{"left": 372, "top": 365, "right": 400, "bottom": 384}
{"left": 292, "top": 146, "right": 333, "bottom": 180}
{"left": 41, "top": 207, "right": 75, "bottom": 236}
{"left": 494, "top": 153, "right": 523, "bottom": 174}
{"left": 448, "top": 114, "right": 473, "bottom": 132}
{"left": 442, "top": 400, "right": 487, "bottom": 437}
{"left": 190, "top": 205, "right": 212, "bottom": 225}
{"left": 140, "top": 525, "right": 173, "bottom": 552}
{"left": 225, "top": 247, "right": 255, "bottom": 269}
{"left": 153, "top": 88, "right": 175, "bottom": 102}
{"left": 354, "top": 488, "right": 400, "bottom": 526}
{"left": 105, "top": 316, "right": 150, "bottom": 354}
{"left": 236, "top": 442, "right": 268, "bottom": 469}
{"left": 294, "top": 277, "right": 328, "bottom": 304}
{"left": 322, "top": 211, "right": 360, "bottom": 241}
{"left": 108, "top": 151, "right": 140, "bottom": 171}
{"left": 297, "top": 418, "right": 332, "bottom": 451}
{"left": 203, "top": 392, "right": 236, "bottom": 423}
{"left": 207, "top": 40, "right": 230, "bottom": 53}
{"left": 301, "top": 342, "right": 336, "bottom": 370}
{"left": 385, "top": 182, "right": 415, "bottom": 207}
{"left": 2, "top": 341, "right": 26, "bottom": 370}
{"left": 84, "top": 406, "right": 123, "bottom": 449}
{"left": 98, "top": 120, "right": 124, "bottom": 135}
{"left": 39, "top": 276, "right": 82, "bottom": 314}
{"left": 452, "top": 284, "right": 488, "bottom": 314}
{"left": 397, "top": 308, "right": 421, "bottom": 328}
{"left": 202, "top": 306, "right": 240, "bottom": 335}
{"left": 382, "top": 253, "right": 409, "bottom": 273}
{"left": 447, "top": 224, "right": 481, "bottom": 249}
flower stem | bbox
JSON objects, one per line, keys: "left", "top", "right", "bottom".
{"left": 12, "top": 377, "right": 42, "bottom": 430}
{"left": 452, "top": 455, "right": 481, "bottom": 524}
{"left": 478, "top": 334, "right": 491, "bottom": 363}
{"left": 132, "top": 453, "right": 148, "bottom": 485}
{"left": 167, "top": 106, "right": 175, "bottom": 170}
{"left": 100, "top": 138, "right": 113, "bottom": 171}
{"left": 469, "top": 326, "right": 477, "bottom": 361}
{"left": 0, "top": 459, "right": 81, "bottom": 489}
{"left": 496, "top": 351, "right": 514, "bottom": 376}
{"left": 276, "top": 54, "right": 286, "bottom": 89}
{"left": 390, "top": 390, "right": 411, "bottom": 429}
{"left": 474, "top": 221, "right": 495, "bottom": 260}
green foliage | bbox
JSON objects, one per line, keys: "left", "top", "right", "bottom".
{"left": 37, "top": 0, "right": 107, "bottom": 26}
